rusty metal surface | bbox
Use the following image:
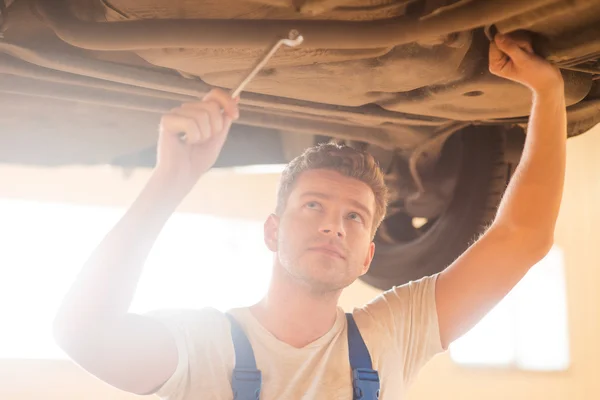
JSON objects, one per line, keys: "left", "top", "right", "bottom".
{"left": 35, "top": 0, "right": 557, "bottom": 50}
{"left": 30, "top": 0, "right": 598, "bottom": 114}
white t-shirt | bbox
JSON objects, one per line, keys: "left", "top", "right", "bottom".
{"left": 147, "top": 274, "right": 444, "bottom": 399}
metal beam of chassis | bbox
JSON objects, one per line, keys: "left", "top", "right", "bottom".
{"left": 0, "top": 43, "right": 445, "bottom": 150}
{"left": 35, "top": 0, "right": 557, "bottom": 51}
{"left": 0, "top": 60, "right": 418, "bottom": 150}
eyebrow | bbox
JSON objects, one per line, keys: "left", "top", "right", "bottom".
{"left": 299, "top": 191, "right": 373, "bottom": 219}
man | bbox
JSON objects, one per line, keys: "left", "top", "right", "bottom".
{"left": 53, "top": 32, "right": 566, "bottom": 399}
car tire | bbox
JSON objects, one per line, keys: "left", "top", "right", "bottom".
{"left": 360, "top": 126, "right": 518, "bottom": 290}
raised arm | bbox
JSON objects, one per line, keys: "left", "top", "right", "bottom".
{"left": 52, "top": 89, "right": 239, "bottom": 394}
{"left": 435, "top": 33, "right": 567, "bottom": 349}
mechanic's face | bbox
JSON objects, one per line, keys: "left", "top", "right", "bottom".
{"left": 265, "top": 169, "right": 376, "bottom": 294}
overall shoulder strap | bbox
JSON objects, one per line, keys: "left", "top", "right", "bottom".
{"left": 225, "top": 313, "right": 262, "bottom": 400}
{"left": 346, "top": 313, "right": 380, "bottom": 400}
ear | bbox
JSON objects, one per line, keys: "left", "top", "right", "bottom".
{"left": 264, "top": 213, "right": 280, "bottom": 252}
{"left": 360, "top": 242, "right": 376, "bottom": 276}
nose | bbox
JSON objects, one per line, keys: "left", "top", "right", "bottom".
{"left": 319, "top": 214, "right": 345, "bottom": 238}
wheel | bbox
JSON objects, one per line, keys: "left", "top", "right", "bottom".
{"left": 360, "top": 126, "right": 519, "bottom": 290}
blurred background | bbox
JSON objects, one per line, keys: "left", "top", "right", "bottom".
{"left": 0, "top": 124, "right": 598, "bottom": 400}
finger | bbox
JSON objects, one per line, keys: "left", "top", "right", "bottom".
{"left": 518, "top": 40, "right": 534, "bottom": 55}
{"left": 203, "top": 89, "right": 240, "bottom": 120}
{"left": 494, "top": 33, "right": 529, "bottom": 65}
{"left": 223, "top": 116, "right": 233, "bottom": 135}
{"left": 510, "top": 37, "right": 534, "bottom": 55}
{"left": 171, "top": 108, "right": 212, "bottom": 144}
{"left": 488, "top": 41, "right": 512, "bottom": 77}
{"left": 507, "top": 31, "right": 534, "bottom": 54}
{"left": 182, "top": 100, "right": 224, "bottom": 135}
{"left": 212, "top": 116, "right": 233, "bottom": 148}
{"left": 160, "top": 112, "right": 201, "bottom": 143}
{"left": 204, "top": 101, "right": 225, "bottom": 134}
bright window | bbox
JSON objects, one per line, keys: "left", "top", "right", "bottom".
{"left": 0, "top": 197, "right": 572, "bottom": 368}
{"left": 449, "top": 246, "right": 570, "bottom": 371}
{"left": 0, "top": 198, "right": 271, "bottom": 360}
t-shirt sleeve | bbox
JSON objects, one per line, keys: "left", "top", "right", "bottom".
{"left": 356, "top": 273, "right": 444, "bottom": 385}
{"left": 143, "top": 307, "right": 233, "bottom": 400}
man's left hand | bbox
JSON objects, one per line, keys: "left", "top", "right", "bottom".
{"left": 489, "top": 32, "right": 564, "bottom": 95}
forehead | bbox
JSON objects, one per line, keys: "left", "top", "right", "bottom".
{"left": 289, "top": 169, "right": 376, "bottom": 210}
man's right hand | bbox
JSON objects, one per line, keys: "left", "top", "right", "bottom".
{"left": 155, "top": 88, "right": 240, "bottom": 197}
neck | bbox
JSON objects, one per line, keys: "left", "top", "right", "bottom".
{"left": 249, "top": 262, "right": 341, "bottom": 348}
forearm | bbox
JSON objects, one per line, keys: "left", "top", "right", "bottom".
{"left": 53, "top": 172, "right": 181, "bottom": 336}
{"left": 494, "top": 85, "right": 567, "bottom": 242}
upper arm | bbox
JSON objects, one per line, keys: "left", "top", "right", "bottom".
{"left": 54, "top": 312, "right": 178, "bottom": 396}
{"left": 435, "top": 224, "right": 552, "bottom": 349}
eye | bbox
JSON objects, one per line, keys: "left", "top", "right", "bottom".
{"left": 347, "top": 212, "right": 363, "bottom": 223}
{"left": 305, "top": 201, "right": 322, "bottom": 210}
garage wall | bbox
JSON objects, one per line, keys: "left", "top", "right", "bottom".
{"left": 0, "top": 125, "right": 599, "bottom": 399}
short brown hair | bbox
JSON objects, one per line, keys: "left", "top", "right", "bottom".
{"left": 275, "top": 143, "right": 389, "bottom": 237}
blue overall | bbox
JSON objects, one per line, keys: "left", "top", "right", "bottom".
{"left": 225, "top": 313, "right": 380, "bottom": 400}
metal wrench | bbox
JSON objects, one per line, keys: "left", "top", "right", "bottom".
{"left": 230, "top": 29, "right": 304, "bottom": 98}
{"left": 179, "top": 30, "right": 303, "bottom": 142}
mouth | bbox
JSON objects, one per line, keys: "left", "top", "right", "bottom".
{"left": 308, "top": 246, "right": 346, "bottom": 259}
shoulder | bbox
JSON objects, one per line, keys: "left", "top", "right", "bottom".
{"left": 144, "top": 307, "right": 236, "bottom": 399}
{"left": 350, "top": 275, "right": 444, "bottom": 372}
{"left": 353, "top": 274, "right": 440, "bottom": 328}
{"left": 350, "top": 274, "right": 442, "bottom": 355}
{"left": 144, "top": 307, "right": 233, "bottom": 349}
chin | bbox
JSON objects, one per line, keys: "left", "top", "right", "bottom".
{"left": 303, "top": 270, "right": 355, "bottom": 293}
{"left": 305, "top": 252, "right": 346, "bottom": 267}
{"left": 304, "top": 279, "right": 346, "bottom": 294}
{"left": 285, "top": 254, "right": 356, "bottom": 292}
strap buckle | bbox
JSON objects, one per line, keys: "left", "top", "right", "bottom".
{"left": 352, "top": 368, "right": 380, "bottom": 400}
{"left": 231, "top": 368, "right": 262, "bottom": 400}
